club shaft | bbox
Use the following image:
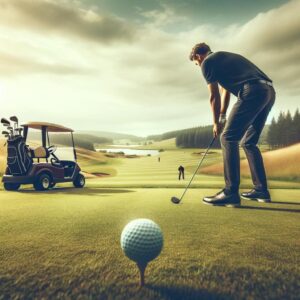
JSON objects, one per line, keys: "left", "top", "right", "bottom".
{"left": 179, "top": 137, "right": 215, "bottom": 201}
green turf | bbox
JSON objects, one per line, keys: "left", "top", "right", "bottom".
{"left": 0, "top": 186, "right": 299, "bottom": 299}
{"left": 1, "top": 148, "right": 300, "bottom": 299}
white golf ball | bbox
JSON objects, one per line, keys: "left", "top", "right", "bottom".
{"left": 121, "top": 219, "right": 163, "bottom": 264}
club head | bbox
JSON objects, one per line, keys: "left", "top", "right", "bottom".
{"left": 10, "top": 116, "right": 18, "bottom": 123}
{"left": 171, "top": 196, "right": 181, "bottom": 204}
{"left": 7, "top": 126, "right": 13, "bottom": 131}
{"left": 1, "top": 118, "right": 10, "bottom": 126}
{"left": 15, "top": 128, "right": 23, "bottom": 133}
{"left": 2, "top": 131, "right": 9, "bottom": 135}
{"left": 4, "top": 134, "right": 9, "bottom": 138}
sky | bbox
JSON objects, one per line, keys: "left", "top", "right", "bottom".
{"left": 0, "top": 0, "right": 299, "bottom": 136}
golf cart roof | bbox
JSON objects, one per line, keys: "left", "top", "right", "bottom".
{"left": 22, "top": 122, "right": 74, "bottom": 133}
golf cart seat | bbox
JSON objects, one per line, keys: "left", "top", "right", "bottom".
{"left": 30, "top": 146, "right": 50, "bottom": 159}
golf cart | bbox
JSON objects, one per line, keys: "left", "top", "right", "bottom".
{"left": 1, "top": 117, "right": 85, "bottom": 191}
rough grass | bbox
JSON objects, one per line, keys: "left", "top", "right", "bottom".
{"left": 202, "top": 143, "right": 300, "bottom": 181}
{"left": 0, "top": 187, "right": 299, "bottom": 299}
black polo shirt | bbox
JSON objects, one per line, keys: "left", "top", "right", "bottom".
{"left": 201, "top": 51, "right": 272, "bottom": 96}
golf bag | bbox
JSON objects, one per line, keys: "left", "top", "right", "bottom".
{"left": 7, "top": 136, "right": 32, "bottom": 175}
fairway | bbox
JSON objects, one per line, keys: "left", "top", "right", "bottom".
{"left": 0, "top": 185, "right": 299, "bottom": 299}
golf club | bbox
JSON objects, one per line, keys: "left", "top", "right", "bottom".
{"left": 7, "top": 126, "right": 14, "bottom": 138}
{"left": 4, "top": 134, "right": 9, "bottom": 144}
{"left": 16, "top": 128, "right": 23, "bottom": 136}
{"left": 171, "top": 137, "right": 216, "bottom": 204}
{"left": 2, "top": 130, "right": 10, "bottom": 141}
{"left": 10, "top": 116, "right": 18, "bottom": 135}
{"left": 2, "top": 130, "right": 9, "bottom": 136}
{"left": 1, "top": 118, "right": 11, "bottom": 126}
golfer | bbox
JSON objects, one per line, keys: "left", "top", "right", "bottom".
{"left": 190, "top": 43, "right": 275, "bottom": 206}
{"left": 178, "top": 165, "right": 185, "bottom": 180}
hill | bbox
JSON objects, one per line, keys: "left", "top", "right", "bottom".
{"left": 201, "top": 143, "right": 300, "bottom": 180}
{"left": 147, "top": 125, "right": 268, "bottom": 150}
{"left": 79, "top": 131, "right": 143, "bottom": 143}
{"left": 137, "top": 138, "right": 177, "bottom": 150}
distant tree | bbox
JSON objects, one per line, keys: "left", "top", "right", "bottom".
{"left": 267, "top": 117, "right": 277, "bottom": 148}
{"left": 283, "top": 111, "right": 293, "bottom": 145}
{"left": 267, "top": 109, "right": 300, "bottom": 148}
{"left": 292, "top": 109, "right": 300, "bottom": 144}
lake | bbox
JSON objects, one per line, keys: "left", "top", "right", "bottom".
{"left": 97, "top": 148, "right": 159, "bottom": 156}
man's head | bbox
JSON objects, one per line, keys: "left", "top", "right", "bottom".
{"left": 189, "top": 43, "right": 211, "bottom": 66}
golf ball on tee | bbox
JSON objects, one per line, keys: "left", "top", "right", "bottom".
{"left": 121, "top": 219, "right": 163, "bottom": 264}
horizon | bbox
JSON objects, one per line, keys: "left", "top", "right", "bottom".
{"left": 1, "top": 0, "right": 299, "bottom": 135}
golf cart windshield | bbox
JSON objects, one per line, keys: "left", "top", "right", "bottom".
{"left": 48, "top": 132, "right": 76, "bottom": 161}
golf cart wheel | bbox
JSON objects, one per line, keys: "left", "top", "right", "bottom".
{"left": 34, "top": 173, "right": 51, "bottom": 191}
{"left": 73, "top": 173, "right": 85, "bottom": 188}
{"left": 4, "top": 183, "right": 20, "bottom": 191}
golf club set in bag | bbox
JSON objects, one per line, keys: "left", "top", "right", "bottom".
{"left": 1, "top": 116, "right": 32, "bottom": 176}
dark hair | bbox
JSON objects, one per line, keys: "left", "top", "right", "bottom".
{"left": 189, "top": 43, "right": 211, "bottom": 61}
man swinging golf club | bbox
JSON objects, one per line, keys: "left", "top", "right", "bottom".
{"left": 190, "top": 43, "right": 275, "bottom": 206}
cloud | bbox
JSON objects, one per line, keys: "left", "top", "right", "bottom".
{"left": 139, "top": 3, "right": 187, "bottom": 28}
{"left": 0, "top": 51, "right": 90, "bottom": 76}
{"left": 0, "top": 0, "right": 299, "bottom": 135}
{"left": 0, "top": 0, "right": 136, "bottom": 44}
{"left": 230, "top": 0, "right": 300, "bottom": 93}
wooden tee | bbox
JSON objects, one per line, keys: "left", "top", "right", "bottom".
{"left": 137, "top": 262, "right": 148, "bottom": 287}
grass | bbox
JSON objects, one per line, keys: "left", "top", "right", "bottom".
{"left": 202, "top": 143, "right": 300, "bottom": 181}
{"left": 0, "top": 143, "right": 300, "bottom": 299}
{"left": 0, "top": 186, "right": 299, "bottom": 299}
{"left": 93, "top": 148, "right": 300, "bottom": 189}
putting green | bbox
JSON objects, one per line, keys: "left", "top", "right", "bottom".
{"left": 0, "top": 186, "right": 299, "bottom": 299}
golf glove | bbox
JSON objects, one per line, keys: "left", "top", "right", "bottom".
{"left": 219, "top": 113, "right": 226, "bottom": 132}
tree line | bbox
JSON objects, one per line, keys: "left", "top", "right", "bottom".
{"left": 49, "top": 134, "right": 112, "bottom": 151}
{"left": 148, "top": 128, "right": 188, "bottom": 141}
{"left": 267, "top": 109, "right": 300, "bottom": 148}
{"left": 176, "top": 126, "right": 221, "bottom": 148}
{"left": 149, "top": 109, "right": 300, "bottom": 149}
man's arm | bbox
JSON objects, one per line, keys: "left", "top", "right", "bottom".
{"left": 220, "top": 87, "right": 230, "bottom": 115}
{"left": 208, "top": 82, "right": 221, "bottom": 123}
{"left": 207, "top": 83, "right": 221, "bottom": 137}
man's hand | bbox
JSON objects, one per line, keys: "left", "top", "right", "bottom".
{"left": 213, "top": 113, "right": 227, "bottom": 137}
{"left": 213, "top": 122, "right": 223, "bottom": 137}
{"left": 219, "top": 113, "right": 227, "bottom": 130}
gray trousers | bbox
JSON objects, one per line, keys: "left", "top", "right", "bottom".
{"left": 221, "top": 83, "right": 276, "bottom": 193}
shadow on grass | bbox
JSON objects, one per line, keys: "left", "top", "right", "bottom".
{"left": 271, "top": 201, "right": 300, "bottom": 206}
{"left": 146, "top": 284, "right": 228, "bottom": 300}
{"left": 238, "top": 205, "right": 300, "bottom": 213}
{"left": 17, "top": 187, "right": 135, "bottom": 196}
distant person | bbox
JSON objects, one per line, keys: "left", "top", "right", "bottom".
{"left": 158, "top": 157, "right": 160, "bottom": 162}
{"left": 190, "top": 43, "right": 275, "bottom": 206}
{"left": 178, "top": 165, "right": 185, "bottom": 180}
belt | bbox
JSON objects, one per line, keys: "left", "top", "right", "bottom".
{"left": 242, "top": 80, "right": 273, "bottom": 90}
{"left": 257, "top": 79, "right": 273, "bottom": 87}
